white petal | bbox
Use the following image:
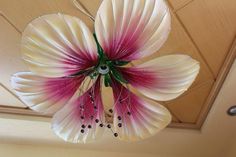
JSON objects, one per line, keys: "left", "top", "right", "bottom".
{"left": 111, "top": 80, "right": 171, "bottom": 141}
{"left": 95, "top": 0, "right": 171, "bottom": 61}
{"left": 11, "top": 72, "right": 92, "bottom": 114}
{"left": 138, "top": 55, "right": 200, "bottom": 101}
{"left": 52, "top": 79, "right": 105, "bottom": 143}
{"left": 22, "top": 13, "right": 98, "bottom": 77}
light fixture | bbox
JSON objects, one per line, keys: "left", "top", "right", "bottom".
{"left": 227, "top": 106, "right": 236, "bottom": 116}
{"left": 11, "top": 0, "right": 200, "bottom": 143}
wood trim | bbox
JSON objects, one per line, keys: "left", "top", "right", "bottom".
{"left": 169, "top": 122, "right": 199, "bottom": 129}
{"left": 0, "top": 12, "right": 21, "bottom": 34}
{"left": 0, "top": 104, "right": 200, "bottom": 129}
{"left": 196, "top": 37, "right": 236, "bottom": 129}
{"left": 0, "top": 83, "right": 25, "bottom": 104}
{"left": 167, "top": 0, "right": 195, "bottom": 13}
{"left": 0, "top": 103, "right": 200, "bottom": 130}
{"left": 0, "top": 105, "right": 51, "bottom": 118}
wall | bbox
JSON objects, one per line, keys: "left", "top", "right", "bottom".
{"left": 0, "top": 143, "right": 161, "bottom": 157}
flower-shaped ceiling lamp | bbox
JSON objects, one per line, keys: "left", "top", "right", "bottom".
{"left": 11, "top": 0, "right": 200, "bottom": 143}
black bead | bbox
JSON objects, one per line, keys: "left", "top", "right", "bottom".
{"left": 88, "top": 125, "right": 92, "bottom": 129}
{"left": 99, "top": 123, "right": 104, "bottom": 127}
{"left": 107, "top": 124, "right": 111, "bottom": 128}
{"left": 81, "top": 116, "right": 84, "bottom": 119}
{"left": 81, "top": 124, "right": 86, "bottom": 128}
{"left": 95, "top": 119, "right": 99, "bottom": 123}
{"left": 118, "top": 116, "right": 122, "bottom": 120}
{"left": 94, "top": 106, "right": 97, "bottom": 110}
{"left": 118, "top": 123, "right": 122, "bottom": 128}
{"left": 81, "top": 129, "right": 85, "bottom": 133}
{"left": 109, "top": 109, "right": 113, "bottom": 113}
{"left": 114, "top": 133, "right": 118, "bottom": 137}
{"left": 127, "top": 112, "right": 131, "bottom": 115}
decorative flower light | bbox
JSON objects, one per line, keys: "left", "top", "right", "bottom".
{"left": 11, "top": 0, "right": 200, "bottom": 143}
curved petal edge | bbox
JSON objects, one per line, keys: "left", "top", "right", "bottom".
{"left": 120, "top": 55, "right": 200, "bottom": 101}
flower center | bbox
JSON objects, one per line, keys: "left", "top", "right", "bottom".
{"left": 98, "top": 64, "right": 110, "bottom": 75}
{"left": 64, "top": 33, "right": 130, "bottom": 86}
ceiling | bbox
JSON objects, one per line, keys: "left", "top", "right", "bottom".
{"left": 0, "top": 0, "right": 236, "bottom": 157}
{"left": 0, "top": 0, "right": 236, "bottom": 129}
